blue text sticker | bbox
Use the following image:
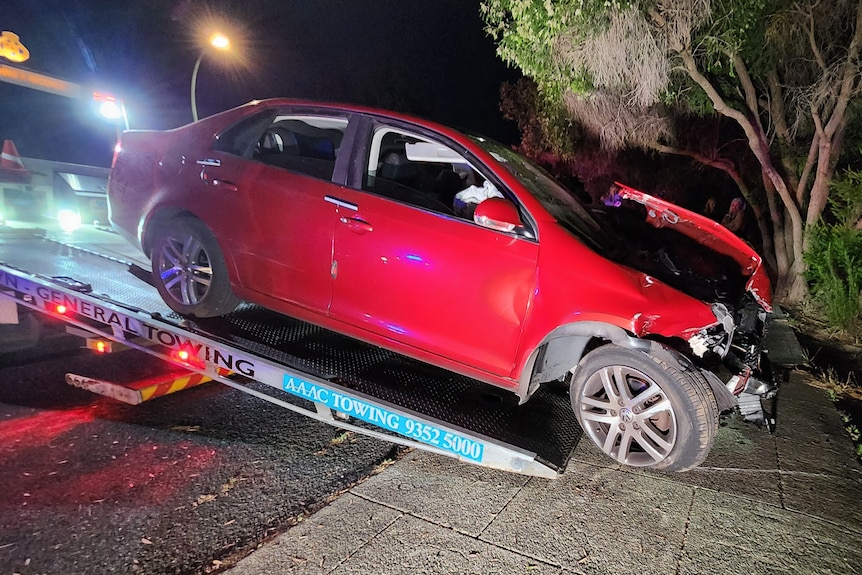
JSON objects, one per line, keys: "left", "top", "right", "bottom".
{"left": 283, "top": 375, "right": 484, "bottom": 462}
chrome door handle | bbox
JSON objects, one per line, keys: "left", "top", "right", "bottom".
{"left": 211, "top": 179, "right": 238, "bottom": 192}
{"left": 339, "top": 217, "right": 373, "bottom": 233}
{"left": 324, "top": 195, "right": 358, "bottom": 211}
{"left": 196, "top": 158, "right": 221, "bottom": 167}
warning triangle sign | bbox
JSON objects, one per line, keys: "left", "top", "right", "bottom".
{"left": 0, "top": 139, "right": 31, "bottom": 183}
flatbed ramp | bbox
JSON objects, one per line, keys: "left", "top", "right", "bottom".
{"left": 0, "top": 230, "right": 582, "bottom": 477}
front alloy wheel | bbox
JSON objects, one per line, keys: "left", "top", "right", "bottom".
{"left": 570, "top": 344, "right": 718, "bottom": 471}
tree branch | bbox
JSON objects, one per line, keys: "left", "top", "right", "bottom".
{"left": 767, "top": 68, "right": 792, "bottom": 145}
{"left": 797, "top": 132, "right": 820, "bottom": 206}
{"left": 804, "top": 4, "right": 829, "bottom": 73}
{"left": 823, "top": 0, "right": 862, "bottom": 139}
{"left": 731, "top": 52, "right": 760, "bottom": 119}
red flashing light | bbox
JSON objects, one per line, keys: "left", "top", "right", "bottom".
{"left": 171, "top": 345, "right": 205, "bottom": 369}
{"left": 55, "top": 304, "right": 67, "bottom": 315}
{"left": 85, "top": 338, "right": 112, "bottom": 353}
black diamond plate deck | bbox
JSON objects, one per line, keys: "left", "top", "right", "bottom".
{"left": 194, "top": 307, "right": 582, "bottom": 470}
{"left": 1, "top": 231, "right": 582, "bottom": 470}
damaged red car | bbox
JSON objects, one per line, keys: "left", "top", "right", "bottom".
{"left": 108, "top": 99, "right": 775, "bottom": 471}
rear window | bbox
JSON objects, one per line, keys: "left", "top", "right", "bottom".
{"left": 252, "top": 115, "right": 348, "bottom": 180}
{"left": 212, "top": 111, "right": 274, "bottom": 156}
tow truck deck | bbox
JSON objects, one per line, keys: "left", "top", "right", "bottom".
{"left": 0, "top": 226, "right": 582, "bottom": 478}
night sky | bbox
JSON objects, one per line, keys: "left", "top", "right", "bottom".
{"left": 0, "top": 0, "right": 520, "bottom": 167}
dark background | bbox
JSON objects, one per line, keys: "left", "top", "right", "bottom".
{"left": 0, "top": 0, "right": 520, "bottom": 167}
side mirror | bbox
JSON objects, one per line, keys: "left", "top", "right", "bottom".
{"left": 473, "top": 198, "right": 522, "bottom": 232}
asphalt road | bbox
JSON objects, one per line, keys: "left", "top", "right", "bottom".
{"left": 0, "top": 331, "right": 399, "bottom": 575}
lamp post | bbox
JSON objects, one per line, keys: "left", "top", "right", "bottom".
{"left": 190, "top": 32, "right": 230, "bottom": 122}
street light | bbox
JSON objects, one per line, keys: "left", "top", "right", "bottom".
{"left": 190, "top": 32, "right": 230, "bottom": 122}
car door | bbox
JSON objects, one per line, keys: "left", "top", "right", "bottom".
{"left": 192, "top": 109, "right": 357, "bottom": 315}
{"left": 329, "top": 123, "right": 539, "bottom": 377}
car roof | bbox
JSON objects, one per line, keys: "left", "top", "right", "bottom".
{"left": 242, "top": 98, "right": 469, "bottom": 140}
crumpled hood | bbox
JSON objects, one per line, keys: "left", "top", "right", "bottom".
{"left": 612, "top": 184, "right": 772, "bottom": 312}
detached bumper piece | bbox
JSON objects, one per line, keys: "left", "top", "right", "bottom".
{"left": 726, "top": 305, "right": 807, "bottom": 431}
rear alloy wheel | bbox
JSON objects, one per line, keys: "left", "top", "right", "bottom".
{"left": 150, "top": 217, "right": 240, "bottom": 317}
{"left": 569, "top": 344, "right": 718, "bottom": 471}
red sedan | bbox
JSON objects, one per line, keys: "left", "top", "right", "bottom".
{"left": 108, "top": 99, "right": 774, "bottom": 471}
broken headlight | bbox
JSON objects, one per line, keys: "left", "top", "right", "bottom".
{"left": 688, "top": 303, "right": 735, "bottom": 358}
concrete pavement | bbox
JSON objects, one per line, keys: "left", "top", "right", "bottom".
{"left": 227, "top": 369, "right": 862, "bottom": 575}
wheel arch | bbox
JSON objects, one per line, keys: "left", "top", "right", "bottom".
{"left": 142, "top": 208, "right": 242, "bottom": 293}
{"left": 142, "top": 207, "right": 207, "bottom": 257}
{"left": 516, "top": 321, "right": 644, "bottom": 403}
{"left": 516, "top": 321, "right": 734, "bottom": 411}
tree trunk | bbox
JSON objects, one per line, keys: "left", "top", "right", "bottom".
{"left": 678, "top": 49, "right": 808, "bottom": 302}
{"left": 806, "top": 137, "right": 833, "bottom": 230}
{"left": 764, "top": 178, "right": 790, "bottom": 294}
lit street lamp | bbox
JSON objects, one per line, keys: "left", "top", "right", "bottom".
{"left": 190, "top": 32, "right": 230, "bottom": 122}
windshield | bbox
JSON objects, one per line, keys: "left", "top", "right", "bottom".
{"left": 472, "top": 138, "right": 621, "bottom": 255}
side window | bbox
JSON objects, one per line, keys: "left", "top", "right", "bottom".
{"left": 212, "top": 112, "right": 274, "bottom": 156}
{"left": 252, "top": 115, "right": 348, "bottom": 180}
{"left": 364, "top": 127, "right": 498, "bottom": 218}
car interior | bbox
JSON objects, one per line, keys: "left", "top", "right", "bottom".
{"left": 364, "top": 129, "right": 483, "bottom": 217}
{"left": 254, "top": 116, "right": 347, "bottom": 180}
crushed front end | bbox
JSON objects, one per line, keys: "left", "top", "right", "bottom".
{"left": 612, "top": 185, "right": 780, "bottom": 428}
{"left": 688, "top": 293, "right": 778, "bottom": 428}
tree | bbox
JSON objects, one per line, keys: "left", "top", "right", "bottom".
{"left": 481, "top": 0, "right": 862, "bottom": 302}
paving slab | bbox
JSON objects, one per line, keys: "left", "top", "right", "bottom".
{"left": 350, "top": 450, "right": 529, "bottom": 537}
{"left": 780, "top": 471, "right": 862, "bottom": 532}
{"left": 227, "top": 493, "right": 401, "bottom": 575}
{"left": 333, "top": 513, "right": 561, "bottom": 575}
{"left": 680, "top": 488, "right": 862, "bottom": 575}
{"left": 480, "top": 463, "right": 692, "bottom": 574}
{"left": 774, "top": 373, "right": 861, "bottom": 480}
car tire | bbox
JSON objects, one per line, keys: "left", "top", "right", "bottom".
{"left": 569, "top": 344, "right": 718, "bottom": 472}
{"left": 150, "top": 217, "right": 240, "bottom": 317}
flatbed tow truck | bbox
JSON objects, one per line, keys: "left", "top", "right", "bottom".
{"left": 0, "top": 223, "right": 584, "bottom": 478}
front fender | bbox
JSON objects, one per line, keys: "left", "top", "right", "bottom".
{"left": 517, "top": 321, "right": 646, "bottom": 403}
{"left": 517, "top": 325, "right": 735, "bottom": 412}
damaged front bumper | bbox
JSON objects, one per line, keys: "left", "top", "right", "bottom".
{"left": 689, "top": 298, "right": 779, "bottom": 429}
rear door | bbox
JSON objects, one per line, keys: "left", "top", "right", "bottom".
{"left": 192, "top": 108, "right": 357, "bottom": 314}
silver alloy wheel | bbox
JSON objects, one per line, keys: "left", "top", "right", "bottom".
{"left": 577, "top": 364, "right": 678, "bottom": 466}
{"left": 157, "top": 232, "right": 213, "bottom": 306}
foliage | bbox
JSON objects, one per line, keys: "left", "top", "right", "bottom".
{"left": 804, "top": 169, "right": 862, "bottom": 330}
{"left": 481, "top": 0, "right": 862, "bottom": 303}
{"left": 481, "top": 0, "right": 645, "bottom": 99}
{"left": 499, "top": 78, "right": 579, "bottom": 158}
{"left": 814, "top": 366, "right": 862, "bottom": 460}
